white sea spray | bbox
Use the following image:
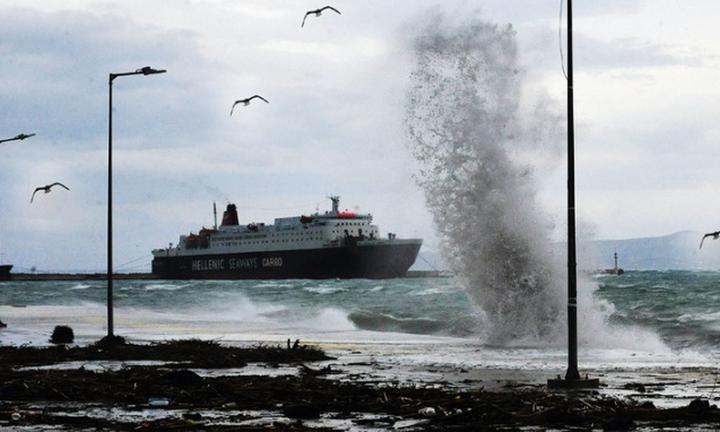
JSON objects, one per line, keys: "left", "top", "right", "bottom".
{"left": 403, "top": 11, "right": 569, "bottom": 345}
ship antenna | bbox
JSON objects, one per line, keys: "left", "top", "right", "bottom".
{"left": 213, "top": 201, "right": 218, "bottom": 230}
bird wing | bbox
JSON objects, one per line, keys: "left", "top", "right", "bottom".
{"left": 251, "top": 95, "right": 269, "bottom": 104}
{"left": 30, "top": 188, "right": 42, "bottom": 203}
{"left": 50, "top": 182, "right": 70, "bottom": 191}
{"left": 301, "top": 11, "right": 312, "bottom": 27}
{"left": 230, "top": 101, "right": 241, "bottom": 116}
{"left": 322, "top": 6, "right": 341, "bottom": 14}
{"left": 700, "top": 231, "right": 718, "bottom": 249}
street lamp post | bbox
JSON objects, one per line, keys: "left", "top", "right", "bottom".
{"left": 0, "top": 132, "right": 35, "bottom": 283}
{"left": 547, "top": 0, "right": 598, "bottom": 390}
{"left": 107, "top": 67, "right": 165, "bottom": 340}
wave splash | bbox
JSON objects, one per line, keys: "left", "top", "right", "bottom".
{"left": 404, "top": 12, "right": 567, "bottom": 345}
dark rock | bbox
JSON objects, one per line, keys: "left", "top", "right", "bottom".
{"left": 96, "top": 334, "right": 126, "bottom": 348}
{"left": 688, "top": 399, "right": 710, "bottom": 412}
{"left": 50, "top": 326, "right": 74, "bottom": 344}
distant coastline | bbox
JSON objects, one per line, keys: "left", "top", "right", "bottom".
{"left": 583, "top": 230, "right": 719, "bottom": 271}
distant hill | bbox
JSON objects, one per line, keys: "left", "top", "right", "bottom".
{"left": 580, "top": 231, "right": 720, "bottom": 271}
{"left": 413, "top": 231, "right": 720, "bottom": 273}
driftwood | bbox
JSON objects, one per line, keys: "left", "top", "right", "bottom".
{"left": 0, "top": 339, "right": 718, "bottom": 430}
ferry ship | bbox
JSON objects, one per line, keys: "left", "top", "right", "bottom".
{"left": 151, "top": 196, "right": 423, "bottom": 279}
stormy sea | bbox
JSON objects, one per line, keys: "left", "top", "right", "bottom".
{"left": 0, "top": 271, "right": 718, "bottom": 351}
{"left": 1, "top": 272, "right": 720, "bottom": 410}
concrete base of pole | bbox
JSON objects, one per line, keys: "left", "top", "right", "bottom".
{"left": 547, "top": 376, "right": 600, "bottom": 390}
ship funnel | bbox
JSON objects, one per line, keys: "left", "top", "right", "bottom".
{"left": 329, "top": 195, "right": 340, "bottom": 214}
{"left": 221, "top": 204, "right": 239, "bottom": 226}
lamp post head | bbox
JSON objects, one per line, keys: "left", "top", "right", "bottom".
{"left": 0, "top": 132, "right": 35, "bottom": 144}
{"left": 110, "top": 66, "right": 167, "bottom": 83}
{"left": 137, "top": 66, "right": 167, "bottom": 75}
{"left": 15, "top": 133, "right": 36, "bottom": 140}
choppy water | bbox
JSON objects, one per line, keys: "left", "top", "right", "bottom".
{"left": 595, "top": 270, "right": 720, "bottom": 351}
{"left": 0, "top": 277, "right": 476, "bottom": 346}
{"left": 0, "top": 271, "right": 719, "bottom": 358}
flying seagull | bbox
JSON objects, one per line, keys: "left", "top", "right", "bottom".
{"left": 700, "top": 230, "right": 720, "bottom": 249}
{"left": 31, "top": 182, "right": 70, "bottom": 203}
{"left": 301, "top": 6, "right": 341, "bottom": 27}
{"left": 230, "top": 95, "right": 269, "bottom": 116}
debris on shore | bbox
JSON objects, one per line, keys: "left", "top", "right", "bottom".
{"left": 0, "top": 339, "right": 718, "bottom": 430}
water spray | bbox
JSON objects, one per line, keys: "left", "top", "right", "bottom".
{"left": 404, "top": 13, "right": 565, "bottom": 344}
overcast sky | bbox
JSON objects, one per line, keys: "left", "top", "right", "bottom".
{"left": 1, "top": 0, "right": 719, "bottom": 272}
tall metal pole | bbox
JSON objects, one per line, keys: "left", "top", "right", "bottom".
{"left": 106, "top": 67, "right": 165, "bottom": 339}
{"left": 549, "top": 0, "right": 598, "bottom": 389}
{"left": 0, "top": 133, "right": 34, "bottom": 285}
{"left": 565, "top": 0, "right": 580, "bottom": 381}
{"left": 107, "top": 75, "right": 115, "bottom": 338}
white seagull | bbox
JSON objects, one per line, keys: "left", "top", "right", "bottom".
{"left": 700, "top": 230, "right": 720, "bottom": 249}
{"left": 230, "top": 95, "right": 269, "bottom": 116}
{"left": 31, "top": 182, "right": 70, "bottom": 203}
{"left": 302, "top": 6, "right": 341, "bottom": 27}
